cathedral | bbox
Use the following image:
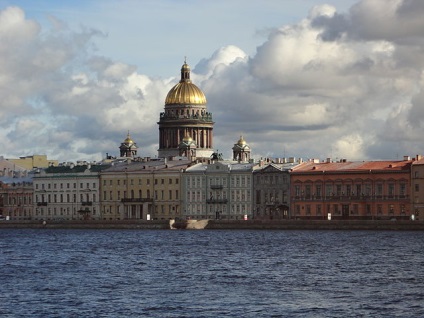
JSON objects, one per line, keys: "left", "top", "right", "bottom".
{"left": 115, "top": 60, "right": 251, "bottom": 163}
{"left": 157, "top": 60, "right": 214, "bottom": 160}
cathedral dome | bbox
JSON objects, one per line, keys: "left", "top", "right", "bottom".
{"left": 165, "top": 61, "right": 207, "bottom": 105}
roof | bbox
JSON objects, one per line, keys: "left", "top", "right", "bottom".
{"left": 102, "top": 159, "right": 192, "bottom": 173}
{"left": 185, "top": 160, "right": 259, "bottom": 173}
{"left": 292, "top": 160, "right": 413, "bottom": 173}
{"left": 41, "top": 164, "right": 111, "bottom": 174}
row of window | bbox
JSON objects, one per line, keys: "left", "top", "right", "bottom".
{"left": 185, "top": 204, "right": 251, "bottom": 214}
{"left": 254, "top": 175, "right": 288, "bottom": 185}
{"left": 102, "top": 189, "right": 179, "bottom": 201}
{"left": 36, "top": 193, "right": 96, "bottom": 203}
{"left": 294, "top": 183, "right": 407, "bottom": 197}
{"left": 186, "top": 176, "right": 251, "bottom": 187}
{"left": 6, "top": 196, "right": 33, "bottom": 205}
{"left": 294, "top": 203, "right": 407, "bottom": 215}
{"left": 186, "top": 190, "right": 251, "bottom": 201}
{"left": 35, "top": 182, "right": 96, "bottom": 190}
{"left": 102, "top": 178, "right": 179, "bottom": 186}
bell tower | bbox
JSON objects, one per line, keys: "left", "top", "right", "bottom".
{"left": 119, "top": 131, "right": 138, "bottom": 158}
{"left": 232, "top": 136, "right": 251, "bottom": 162}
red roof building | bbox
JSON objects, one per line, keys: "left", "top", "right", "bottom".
{"left": 290, "top": 157, "right": 413, "bottom": 220}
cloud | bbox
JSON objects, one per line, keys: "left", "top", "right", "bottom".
{"left": 1, "top": 1, "right": 424, "bottom": 163}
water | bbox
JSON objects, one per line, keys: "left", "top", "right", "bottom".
{"left": 0, "top": 229, "right": 423, "bottom": 317}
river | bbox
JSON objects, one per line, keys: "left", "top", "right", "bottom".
{"left": 0, "top": 229, "right": 423, "bottom": 317}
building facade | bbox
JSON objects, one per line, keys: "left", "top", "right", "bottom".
{"left": 411, "top": 155, "right": 424, "bottom": 220}
{"left": 99, "top": 158, "right": 191, "bottom": 220}
{"left": 253, "top": 160, "right": 299, "bottom": 219}
{"left": 290, "top": 158, "right": 413, "bottom": 220}
{"left": 32, "top": 164, "right": 107, "bottom": 221}
{"left": 0, "top": 175, "right": 33, "bottom": 220}
{"left": 7, "top": 154, "right": 58, "bottom": 169}
{"left": 182, "top": 160, "right": 258, "bottom": 220}
{"left": 158, "top": 60, "right": 214, "bottom": 159}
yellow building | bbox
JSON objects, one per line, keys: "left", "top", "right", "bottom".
{"left": 99, "top": 158, "right": 191, "bottom": 220}
{"left": 7, "top": 155, "right": 58, "bottom": 170}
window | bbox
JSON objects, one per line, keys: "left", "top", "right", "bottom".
{"left": 366, "top": 204, "right": 371, "bottom": 215}
{"left": 389, "top": 204, "right": 394, "bottom": 214}
{"left": 306, "top": 205, "right": 311, "bottom": 215}
{"left": 305, "top": 185, "right": 311, "bottom": 198}
{"left": 388, "top": 184, "right": 394, "bottom": 196}
{"left": 315, "top": 185, "right": 322, "bottom": 197}
{"left": 326, "top": 185, "right": 332, "bottom": 196}
{"left": 356, "top": 185, "right": 362, "bottom": 196}
{"left": 295, "top": 185, "right": 300, "bottom": 196}
{"left": 400, "top": 184, "right": 406, "bottom": 196}
{"left": 316, "top": 205, "right": 322, "bottom": 215}
{"left": 377, "top": 184, "right": 383, "bottom": 195}
{"left": 415, "top": 184, "right": 419, "bottom": 192}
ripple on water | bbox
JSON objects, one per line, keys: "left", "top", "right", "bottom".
{"left": 0, "top": 229, "right": 423, "bottom": 317}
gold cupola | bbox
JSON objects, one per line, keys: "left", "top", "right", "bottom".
{"left": 119, "top": 131, "right": 138, "bottom": 158}
{"left": 165, "top": 60, "right": 207, "bottom": 105}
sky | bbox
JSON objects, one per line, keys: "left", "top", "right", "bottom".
{"left": 1, "top": 0, "right": 423, "bottom": 163}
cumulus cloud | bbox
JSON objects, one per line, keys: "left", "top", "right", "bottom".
{"left": 1, "top": 0, "right": 424, "bottom": 162}
{"left": 197, "top": 0, "right": 424, "bottom": 160}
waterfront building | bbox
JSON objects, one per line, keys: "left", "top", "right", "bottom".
{"left": 290, "top": 157, "right": 413, "bottom": 220}
{"left": 99, "top": 158, "right": 191, "bottom": 220}
{"left": 253, "top": 159, "right": 300, "bottom": 219}
{"left": 32, "top": 163, "right": 109, "bottom": 221}
{"left": 6, "top": 154, "right": 58, "bottom": 170}
{"left": 158, "top": 60, "right": 214, "bottom": 159}
{"left": 0, "top": 174, "right": 33, "bottom": 220}
{"left": 182, "top": 157, "right": 259, "bottom": 220}
{"left": 411, "top": 155, "right": 424, "bottom": 220}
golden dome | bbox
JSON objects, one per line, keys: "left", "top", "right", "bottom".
{"left": 123, "top": 131, "right": 135, "bottom": 146}
{"left": 237, "top": 136, "right": 247, "bottom": 146}
{"left": 182, "top": 134, "right": 193, "bottom": 143}
{"left": 165, "top": 61, "right": 207, "bottom": 105}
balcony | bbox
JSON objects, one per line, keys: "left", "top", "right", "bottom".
{"left": 206, "top": 198, "right": 228, "bottom": 204}
{"left": 37, "top": 202, "right": 48, "bottom": 206}
{"left": 81, "top": 201, "right": 93, "bottom": 206}
{"left": 121, "top": 198, "right": 154, "bottom": 203}
{"left": 210, "top": 185, "right": 223, "bottom": 190}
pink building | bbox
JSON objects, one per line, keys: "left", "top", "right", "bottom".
{"left": 290, "top": 158, "right": 413, "bottom": 220}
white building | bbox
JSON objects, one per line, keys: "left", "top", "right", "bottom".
{"left": 182, "top": 160, "right": 259, "bottom": 220}
{"left": 32, "top": 163, "right": 109, "bottom": 221}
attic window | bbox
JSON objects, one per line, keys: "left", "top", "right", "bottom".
{"left": 216, "top": 166, "right": 219, "bottom": 169}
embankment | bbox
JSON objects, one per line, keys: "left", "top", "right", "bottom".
{"left": 1, "top": 219, "right": 423, "bottom": 230}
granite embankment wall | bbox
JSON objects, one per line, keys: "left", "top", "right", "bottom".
{"left": 205, "top": 220, "right": 424, "bottom": 231}
{"left": 0, "top": 220, "right": 170, "bottom": 230}
{"left": 1, "top": 219, "right": 424, "bottom": 230}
